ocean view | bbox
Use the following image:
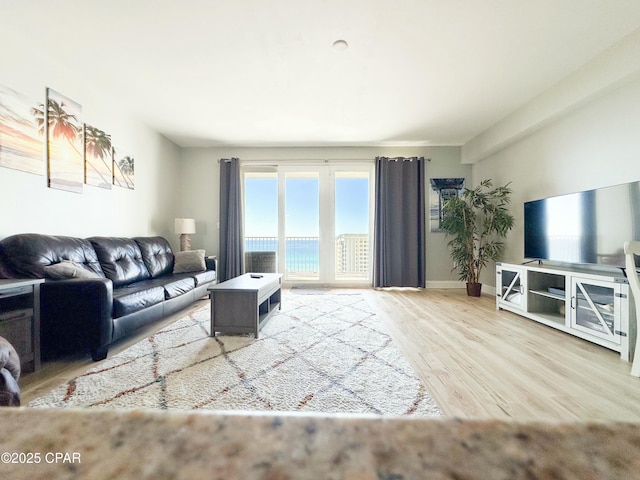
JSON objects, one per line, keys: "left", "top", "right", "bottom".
{"left": 243, "top": 172, "right": 370, "bottom": 278}
{"left": 245, "top": 237, "right": 319, "bottom": 272}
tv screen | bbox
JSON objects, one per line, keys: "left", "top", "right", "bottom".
{"left": 524, "top": 181, "right": 640, "bottom": 268}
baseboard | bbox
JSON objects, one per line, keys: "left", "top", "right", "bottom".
{"left": 425, "top": 281, "right": 465, "bottom": 289}
{"left": 484, "top": 285, "right": 497, "bottom": 296}
{"left": 282, "top": 280, "right": 498, "bottom": 295}
{"left": 425, "top": 281, "right": 497, "bottom": 296}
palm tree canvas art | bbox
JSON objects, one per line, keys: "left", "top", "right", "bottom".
{"left": 41, "top": 88, "right": 83, "bottom": 193}
{"left": 84, "top": 124, "right": 112, "bottom": 189}
{"left": 0, "top": 83, "right": 44, "bottom": 175}
{"left": 113, "top": 144, "right": 134, "bottom": 190}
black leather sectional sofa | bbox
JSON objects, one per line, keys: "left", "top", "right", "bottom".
{"left": 0, "top": 234, "right": 216, "bottom": 361}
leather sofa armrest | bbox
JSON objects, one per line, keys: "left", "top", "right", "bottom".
{"left": 0, "top": 337, "right": 21, "bottom": 381}
{"left": 205, "top": 256, "right": 218, "bottom": 272}
{"left": 0, "top": 369, "right": 20, "bottom": 406}
{"left": 0, "top": 336, "right": 21, "bottom": 406}
{"left": 40, "top": 278, "right": 113, "bottom": 360}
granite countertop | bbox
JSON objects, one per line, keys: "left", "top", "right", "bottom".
{"left": 1, "top": 408, "right": 639, "bottom": 479}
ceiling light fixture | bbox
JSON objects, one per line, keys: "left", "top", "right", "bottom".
{"left": 332, "top": 39, "right": 349, "bottom": 51}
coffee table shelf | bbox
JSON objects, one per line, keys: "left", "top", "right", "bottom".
{"left": 208, "top": 273, "right": 282, "bottom": 339}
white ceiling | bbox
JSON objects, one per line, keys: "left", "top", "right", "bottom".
{"left": 3, "top": 0, "right": 640, "bottom": 148}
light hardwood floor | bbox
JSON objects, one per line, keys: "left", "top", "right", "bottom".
{"left": 21, "top": 289, "right": 640, "bottom": 422}
{"left": 365, "top": 288, "right": 640, "bottom": 422}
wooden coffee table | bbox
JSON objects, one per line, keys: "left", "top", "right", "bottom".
{"left": 207, "top": 273, "right": 282, "bottom": 338}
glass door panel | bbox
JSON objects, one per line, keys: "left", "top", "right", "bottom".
{"left": 500, "top": 268, "right": 523, "bottom": 307}
{"left": 284, "top": 172, "right": 319, "bottom": 281}
{"left": 572, "top": 279, "right": 618, "bottom": 342}
{"left": 244, "top": 172, "right": 278, "bottom": 273}
{"left": 244, "top": 163, "right": 373, "bottom": 285}
{"left": 334, "top": 171, "right": 370, "bottom": 281}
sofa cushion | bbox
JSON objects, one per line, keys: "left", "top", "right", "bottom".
{"left": 89, "top": 237, "right": 151, "bottom": 288}
{"left": 173, "top": 249, "right": 206, "bottom": 273}
{"left": 128, "top": 274, "right": 197, "bottom": 299}
{"left": 0, "top": 234, "right": 104, "bottom": 279}
{"left": 134, "top": 237, "right": 174, "bottom": 278}
{"left": 191, "top": 269, "right": 216, "bottom": 286}
{"left": 43, "top": 260, "right": 101, "bottom": 279}
{"left": 112, "top": 283, "right": 165, "bottom": 318}
{"left": 160, "top": 275, "right": 196, "bottom": 299}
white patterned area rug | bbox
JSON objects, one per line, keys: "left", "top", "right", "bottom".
{"left": 30, "top": 291, "right": 442, "bottom": 416}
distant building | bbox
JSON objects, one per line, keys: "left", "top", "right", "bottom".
{"left": 336, "top": 234, "right": 369, "bottom": 277}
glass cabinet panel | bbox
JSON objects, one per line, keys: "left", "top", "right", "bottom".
{"left": 498, "top": 267, "right": 524, "bottom": 308}
{"left": 571, "top": 279, "right": 619, "bottom": 343}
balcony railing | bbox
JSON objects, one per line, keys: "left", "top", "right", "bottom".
{"left": 244, "top": 235, "right": 369, "bottom": 278}
{"left": 245, "top": 236, "right": 318, "bottom": 273}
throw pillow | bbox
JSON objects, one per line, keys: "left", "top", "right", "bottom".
{"left": 173, "top": 249, "right": 206, "bottom": 273}
{"left": 43, "top": 260, "right": 100, "bottom": 279}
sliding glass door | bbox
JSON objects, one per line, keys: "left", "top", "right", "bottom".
{"left": 243, "top": 163, "right": 373, "bottom": 285}
{"left": 243, "top": 171, "right": 278, "bottom": 273}
{"left": 284, "top": 171, "right": 320, "bottom": 281}
{"left": 334, "top": 171, "right": 370, "bottom": 281}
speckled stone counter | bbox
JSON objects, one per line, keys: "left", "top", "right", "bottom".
{"left": 0, "top": 408, "right": 639, "bottom": 479}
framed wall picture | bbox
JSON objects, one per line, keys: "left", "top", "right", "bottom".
{"left": 46, "top": 88, "right": 83, "bottom": 193}
{"left": 429, "top": 178, "right": 465, "bottom": 232}
{"left": 112, "top": 144, "right": 134, "bottom": 189}
{"left": 84, "top": 124, "right": 112, "bottom": 189}
{"left": 0, "top": 83, "right": 44, "bottom": 175}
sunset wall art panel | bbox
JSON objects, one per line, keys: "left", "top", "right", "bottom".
{"left": 84, "top": 124, "right": 112, "bottom": 189}
{"left": 112, "top": 144, "right": 134, "bottom": 190}
{"left": 46, "top": 88, "right": 83, "bottom": 193}
{"left": 0, "top": 83, "right": 44, "bottom": 175}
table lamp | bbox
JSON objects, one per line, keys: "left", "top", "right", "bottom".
{"left": 174, "top": 218, "right": 196, "bottom": 251}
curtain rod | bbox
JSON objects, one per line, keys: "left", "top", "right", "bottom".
{"left": 220, "top": 157, "right": 432, "bottom": 165}
{"left": 239, "top": 158, "right": 377, "bottom": 166}
{"left": 375, "top": 156, "right": 430, "bottom": 162}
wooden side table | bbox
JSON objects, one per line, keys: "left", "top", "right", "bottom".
{"left": 0, "top": 279, "right": 44, "bottom": 373}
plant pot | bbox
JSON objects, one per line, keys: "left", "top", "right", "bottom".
{"left": 466, "top": 282, "right": 482, "bottom": 297}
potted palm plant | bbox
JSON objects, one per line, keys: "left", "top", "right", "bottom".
{"left": 440, "top": 179, "right": 515, "bottom": 296}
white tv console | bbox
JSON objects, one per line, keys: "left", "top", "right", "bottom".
{"left": 496, "top": 262, "right": 633, "bottom": 361}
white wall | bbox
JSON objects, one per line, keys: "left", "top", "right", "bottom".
{"left": 472, "top": 77, "right": 640, "bottom": 285}
{"left": 463, "top": 30, "right": 640, "bottom": 288}
{"left": 0, "top": 32, "right": 180, "bottom": 243}
{"left": 179, "top": 146, "right": 470, "bottom": 283}
{"left": 462, "top": 28, "right": 640, "bottom": 165}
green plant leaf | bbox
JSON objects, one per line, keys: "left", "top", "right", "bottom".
{"left": 440, "top": 179, "right": 515, "bottom": 286}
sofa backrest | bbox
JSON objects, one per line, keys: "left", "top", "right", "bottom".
{"left": 0, "top": 234, "right": 105, "bottom": 279}
{"left": 134, "top": 237, "right": 175, "bottom": 278}
{"left": 89, "top": 237, "right": 150, "bottom": 287}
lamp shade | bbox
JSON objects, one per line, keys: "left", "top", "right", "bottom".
{"left": 174, "top": 218, "right": 196, "bottom": 234}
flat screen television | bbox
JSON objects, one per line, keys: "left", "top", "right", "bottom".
{"left": 524, "top": 181, "right": 640, "bottom": 269}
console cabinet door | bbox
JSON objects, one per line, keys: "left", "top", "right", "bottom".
{"left": 496, "top": 266, "right": 526, "bottom": 311}
{"left": 570, "top": 277, "right": 623, "bottom": 345}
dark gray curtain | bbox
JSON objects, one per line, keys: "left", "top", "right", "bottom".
{"left": 219, "top": 158, "right": 244, "bottom": 281}
{"left": 373, "top": 156, "right": 426, "bottom": 288}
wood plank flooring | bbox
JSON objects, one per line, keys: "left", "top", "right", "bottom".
{"left": 21, "top": 289, "right": 640, "bottom": 422}
{"left": 364, "top": 288, "right": 640, "bottom": 421}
